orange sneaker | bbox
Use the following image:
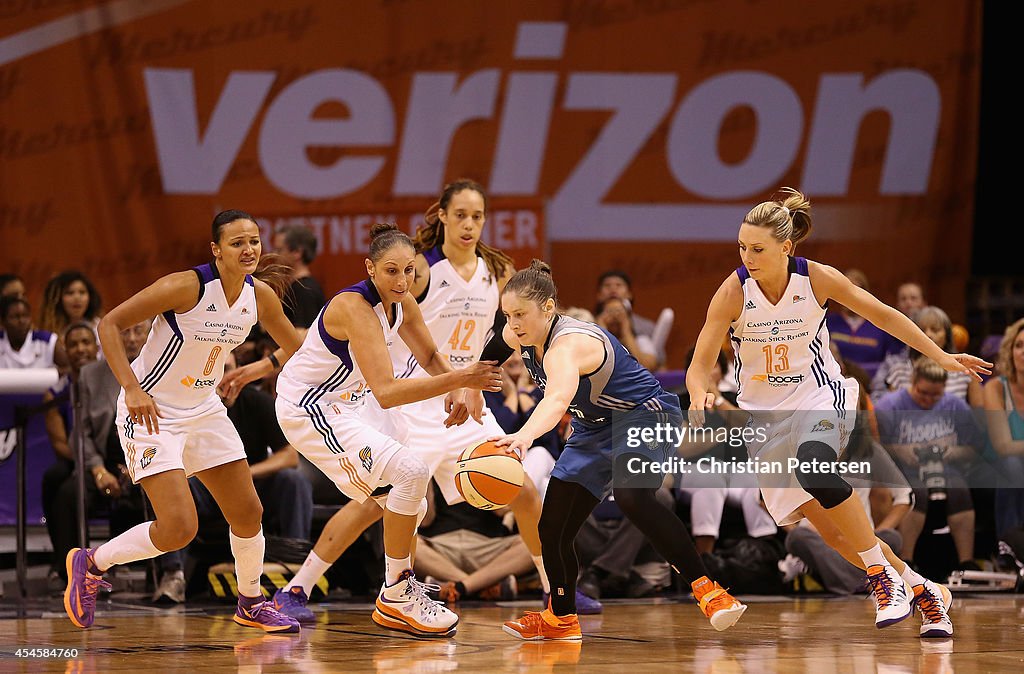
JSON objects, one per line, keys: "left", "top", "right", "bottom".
{"left": 502, "top": 609, "right": 582, "bottom": 641}
{"left": 435, "top": 581, "right": 461, "bottom": 604}
{"left": 692, "top": 576, "right": 747, "bottom": 631}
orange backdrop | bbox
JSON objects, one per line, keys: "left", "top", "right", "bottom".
{"left": 0, "top": 0, "right": 981, "bottom": 367}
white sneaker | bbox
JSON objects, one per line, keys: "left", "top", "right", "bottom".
{"left": 866, "top": 564, "right": 913, "bottom": 628}
{"left": 152, "top": 569, "right": 186, "bottom": 604}
{"left": 373, "top": 570, "right": 458, "bottom": 637}
{"left": 913, "top": 580, "right": 953, "bottom": 638}
{"left": 778, "top": 554, "right": 808, "bottom": 583}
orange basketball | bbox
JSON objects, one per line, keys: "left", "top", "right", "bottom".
{"left": 952, "top": 323, "right": 969, "bottom": 352}
{"left": 454, "top": 441, "right": 525, "bottom": 510}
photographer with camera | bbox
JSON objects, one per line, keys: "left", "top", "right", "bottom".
{"left": 874, "top": 359, "right": 985, "bottom": 572}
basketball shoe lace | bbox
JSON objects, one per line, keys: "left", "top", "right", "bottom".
{"left": 513, "top": 611, "right": 546, "bottom": 634}
{"left": 403, "top": 576, "right": 445, "bottom": 617}
{"left": 698, "top": 584, "right": 739, "bottom": 617}
{"left": 81, "top": 573, "right": 111, "bottom": 613}
{"left": 914, "top": 586, "right": 946, "bottom": 624}
{"left": 867, "top": 566, "right": 903, "bottom": 609}
{"left": 246, "top": 599, "right": 292, "bottom": 622}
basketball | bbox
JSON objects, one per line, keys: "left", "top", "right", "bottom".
{"left": 952, "top": 323, "right": 970, "bottom": 352}
{"left": 454, "top": 441, "right": 525, "bottom": 510}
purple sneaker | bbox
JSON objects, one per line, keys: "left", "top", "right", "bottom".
{"left": 234, "top": 596, "right": 301, "bottom": 634}
{"left": 64, "top": 548, "right": 111, "bottom": 629}
{"left": 273, "top": 586, "right": 316, "bottom": 624}
{"left": 542, "top": 589, "right": 604, "bottom": 615}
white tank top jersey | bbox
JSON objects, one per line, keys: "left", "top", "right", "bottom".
{"left": 277, "top": 279, "right": 404, "bottom": 410}
{"left": 391, "top": 245, "right": 499, "bottom": 378}
{"left": 0, "top": 329, "right": 56, "bottom": 369}
{"left": 729, "top": 257, "right": 848, "bottom": 411}
{"left": 130, "top": 262, "right": 257, "bottom": 412}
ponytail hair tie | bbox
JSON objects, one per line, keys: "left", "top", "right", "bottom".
{"left": 781, "top": 206, "right": 791, "bottom": 217}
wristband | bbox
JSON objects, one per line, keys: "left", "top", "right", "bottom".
{"left": 267, "top": 352, "right": 281, "bottom": 370}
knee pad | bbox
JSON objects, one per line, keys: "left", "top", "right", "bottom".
{"left": 414, "top": 497, "right": 428, "bottom": 529}
{"left": 795, "top": 441, "right": 852, "bottom": 510}
{"left": 383, "top": 452, "right": 429, "bottom": 516}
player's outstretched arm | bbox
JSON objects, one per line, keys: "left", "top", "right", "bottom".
{"left": 811, "top": 262, "right": 992, "bottom": 381}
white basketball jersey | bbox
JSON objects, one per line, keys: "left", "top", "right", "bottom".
{"left": 391, "top": 245, "right": 499, "bottom": 378}
{"left": 277, "top": 280, "right": 404, "bottom": 410}
{"left": 130, "top": 263, "right": 257, "bottom": 412}
{"left": 729, "top": 257, "right": 846, "bottom": 411}
{"left": 0, "top": 329, "right": 56, "bottom": 369}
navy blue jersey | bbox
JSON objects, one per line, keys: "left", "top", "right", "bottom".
{"left": 521, "top": 314, "right": 663, "bottom": 427}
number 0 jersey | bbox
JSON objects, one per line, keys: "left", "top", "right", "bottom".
{"left": 390, "top": 245, "right": 499, "bottom": 378}
{"left": 130, "top": 262, "right": 257, "bottom": 412}
{"left": 729, "top": 256, "right": 847, "bottom": 411}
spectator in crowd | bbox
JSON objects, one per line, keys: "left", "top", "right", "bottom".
{"left": 871, "top": 306, "right": 982, "bottom": 406}
{"left": 273, "top": 225, "right": 327, "bottom": 329}
{"left": 479, "top": 351, "right": 599, "bottom": 610}
{"left": 189, "top": 353, "right": 313, "bottom": 542}
{"left": 0, "top": 273, "right": 26, "bottom": 299}
{"left": 983, "top": 317, "right": 1024, "bottom": 539}
{"left": 0, "top": 295, "right": 66, "bottom": 369}
{"left": 593, "top": 270, "right": 664, "bottom": 368}
{"left": 896, "top": 282, "right": 927, "bottom": 317}
{"left": 563, "top": 306, "right": 595, "bottom": 323}
{"left": 576, "top": 489, "right": 675, "bottom": 601}
{"left": 39, "top": 271, "right": 103, "bottom": 349}
{"left": 826, "top": 269, "right": 901, "bottom": 378}
{"left": 40, "top": 323, "right": 99, "bottom": 588}
{"left": 676, "top": 347, "right": 777, "bottom": 555}
{"left": 417, "top": 480, "right": 529, "bottom": 603}
{"left": 595, "top": 297, "right": 658, "bottom": 371}
{"left": 783, "top": 396, "right": 912, "bottom": 594}
{"left": 875, "top": 359, "right": 985, "bottom": 571}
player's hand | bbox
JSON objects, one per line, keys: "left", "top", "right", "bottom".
{"left": 95, "top": 470, "right": 122, "bottom": 499}
{"left": 687, "top": 392, "right": 715, "bottom": 428}
{"left": 939, "top": 353, "right": 993, "bottom": 382}
{"left": 124, "top": 385, "right": 162, "bottom": 434}
{"left": 443, "top": 390, "right": 469, "bottom": 427}
{"left": 218, "top": 361, "right": 263, "bottom": 402}
{"left": 465, "top": 389, "right": 487, "bottom": 424}
{"left": 489, "top": 433, "right": 529, "bottom": 459}
{"left": 461, "top": 360, "right": 503, "bottom": 391}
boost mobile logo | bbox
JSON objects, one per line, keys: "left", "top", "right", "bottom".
{"left": 752, "top": 373, "right": 805, "bottom": 385}
{"left": 180, "top": 375, "right": 216, "bottom": 388}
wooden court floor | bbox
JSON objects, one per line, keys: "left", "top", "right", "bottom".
{"left": 1, "top": 593, "right": 1022, "bottom": 672}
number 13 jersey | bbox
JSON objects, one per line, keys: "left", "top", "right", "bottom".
{"left": 729, "top": 256, "right": 846, "bottom": 411}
